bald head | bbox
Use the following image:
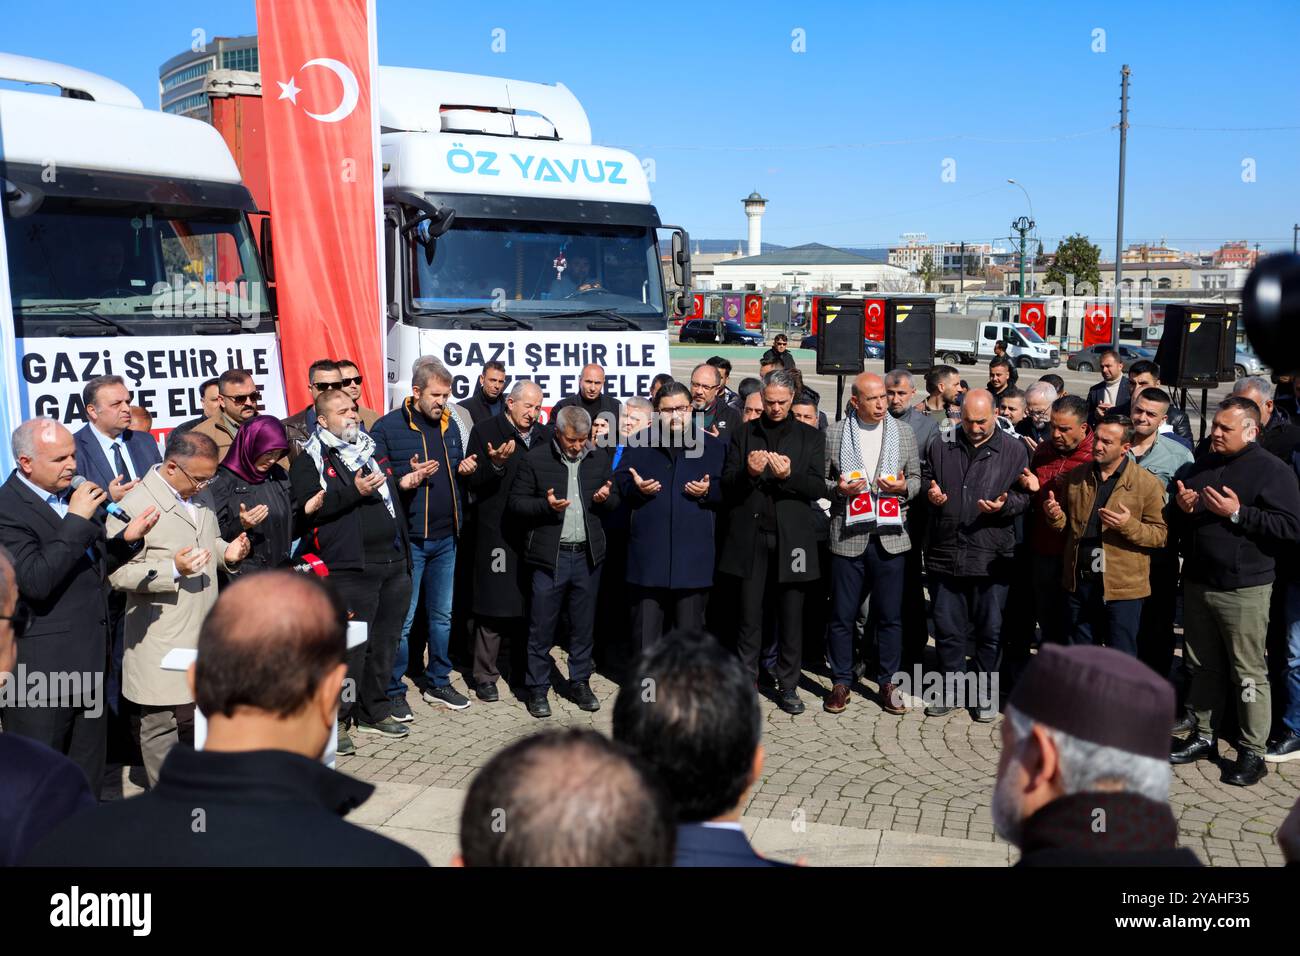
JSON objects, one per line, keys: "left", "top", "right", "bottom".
{"left": 1231, "top": 377, "right": 1274, "bottom": 426}
{"left": 850, "top": 372, "right": 887, "bottom": 424}
{"left": 961, "top": 389, "right": 997, "bottom": 445}
{"left": 460, "top": 729, "right": 675, "bottom": 867}
{"left": 11, "top": 419, "right": 77, "bottom": 493}
{"left": 194, "top": 572, "right": 348, "bottom": 758}
{"left": 578, "top": 364, "right": 607, "bottom": 402}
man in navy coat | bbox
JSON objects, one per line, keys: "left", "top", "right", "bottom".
{"left": 614, "top": 382, "right": 725, "bottom": 655}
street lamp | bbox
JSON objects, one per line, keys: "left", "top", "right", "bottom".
{"left": 1007, "top": 180, "right": 1036, "bottom": 318}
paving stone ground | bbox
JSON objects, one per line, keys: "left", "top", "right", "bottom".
{"left": 327, "top": 651, "right": 1297, "bottom": 867}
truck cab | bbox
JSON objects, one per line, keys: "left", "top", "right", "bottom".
{"left": 376, "top": 67, "right": 687, "bottom": 408}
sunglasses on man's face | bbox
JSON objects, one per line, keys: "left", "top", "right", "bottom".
{"left": 312, "top": 380, "right": 345, "bottom": 391}
{"left": 339, "top": 376, "right": 362, "bottom": 387}
{"left": 223, "top": 391, "right": 262, "bottom": 405}
{"left": 0, "top": 603, "right": 32, "bottom": 639}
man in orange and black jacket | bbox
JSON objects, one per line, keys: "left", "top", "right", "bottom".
{"left": 372, "top": 362, "right": 479, "bottom": 719}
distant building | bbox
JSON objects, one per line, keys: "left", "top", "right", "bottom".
{"left": 889, "top": 238, "right": 993, "bottom": 274}
{"left": 1120, "top": 240, "right": 1184, "bottom": 263}
{"left": 1212, "top": 240, "right": 1260, "bottom": 269}
{"left": 703, "top": 242, "right": 916, "bottom": 293}
{"left": 159, "top": 35, "right": 259, "bottom": 121}
{"left": 999, "top": 260, "right": 1249, "bottom": 297}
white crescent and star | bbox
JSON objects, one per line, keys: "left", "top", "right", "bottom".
{"left": 277, "top": 58, "right": 360, "bottom": 123}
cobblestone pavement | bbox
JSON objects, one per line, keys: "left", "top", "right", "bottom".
{"left": 333, "top": 652, "right": 1298, "bottom": 867}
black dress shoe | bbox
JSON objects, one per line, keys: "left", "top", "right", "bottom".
{"left": 924, "top": 704, "right": 955, "bottom": 718}
{"left": 1266, "top": 730, "right": 1300, "bottom": 763}
{"left": 475, "top": 682, "right": 500, "bottom": 702}
{"left": 570, "top": 680, "right": 600, "bottom": 712}
{"left": 1169, "top": 735, "right": 1215, "bottom": 764}
{"left": 1171, "top": 713, "right": 1196, "bottom": 737}
{"left": 777, "top": 690, "right": 805, "bottom": 715}
{"left": 1223, "top": 750, "right": 1268, "bottom": 786}
{"left": 526, "top": 692, "right": 551, "bottom": 719}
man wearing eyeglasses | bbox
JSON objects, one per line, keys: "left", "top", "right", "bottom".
{"left": 194, "top": 368, "right": 263, "bottom": 463}
{"left": 0, "top": 419, "right": 159, "bottom": 794}
{"left": 108, "top": 429, "right": 251, "bottom": 787}
{"left": 283, "top": 359, "right": 344, "bottom": 463}
{"left": 335, "top": 358, "right": 380, "bottom": 430}
{"left": 689, "top": 363, "right": 741, "bottom": 439}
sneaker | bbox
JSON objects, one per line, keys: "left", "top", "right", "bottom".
{"left": 1265, "top": 730, "right": 1300, "bottom": 763}
{"left": 1169, "top": 735, "right": 1214, "bottom": 765}
{"left": 1171, "top": 712, "right": 1196, "bottom": 737}
{"left": 475, "top": 681, "right": 500, "bottom": 703}
{"left": 526, "top": 691, "right": 552, "bottom": 719}
{"left": 355, "top": 716, "right": 409, "bottom": 738}
{"left": 336, "top": 727, "right": 357, "bottom": 756}
{"left": 422, "top": 684, "right": 471, "bottom": 710}
{"left": 569, "top": 680, "right": 600, "bottom": 712}
{"left": 390, "top": 697, "right": 414, "bottom": 723}
{"left": 777, "top": 690, "right": 805, "bottom": 715}
{"left": 1223, "top": 750, "right": 1268, "bottom": 787}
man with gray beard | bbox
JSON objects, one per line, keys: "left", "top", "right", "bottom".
{"left": 992, "top": 644, "right": 1200, "bottom": 866}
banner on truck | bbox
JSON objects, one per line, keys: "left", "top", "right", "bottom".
{"left": 0, "top": 197, "right": 18, "bottom": 473}
{"left": 12, "top": 335, "right": 288, "bottom": 436}
{"left": 256, "top": 0, "right": 386, "bottom": 413}
{"left": 416, "top": 329, "right": 670, "bottom": 414}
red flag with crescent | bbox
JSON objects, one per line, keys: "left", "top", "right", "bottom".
{"left": 744, "top": 294, "right": 763, "bottom": 330}
{"left": 690, "top": 293, "right": 704, "bottom": 320}
{"left": 256, "top": 0, "right": 385, "bottom": 413}
{"left": 1083, "top": 302, "right": 1113, "bottom": 347}
{"left": 1019, "top": 300, "right": 1046, "bottom": 339}
{"left": 864, "top": 298, "right": 886, "bottom": 342}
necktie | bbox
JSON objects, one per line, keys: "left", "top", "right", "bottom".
{"left": 112, "top": 442, "right": 130, "bottom": 482}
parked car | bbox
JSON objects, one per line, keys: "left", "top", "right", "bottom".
{"left": 1066, "top": 343, "right": 1154, "bottom": 373}
{"left": 678, "top": 318, "right": 764, "bottom": 345}
{"left": 1233, "top": 348, "right": 1268, "bottom": 379}
{"left": 798, "top": 333, "right": 883, "bottom": 360}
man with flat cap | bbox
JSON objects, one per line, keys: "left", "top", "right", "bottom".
{"left": 992, "top": 644, "right": 1201, "bottom": 866}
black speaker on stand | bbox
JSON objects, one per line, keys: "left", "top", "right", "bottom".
{"left": 815, "top": 298, "right": 867, "bottom": 375}
{"left": 883, "top": 297, "right": 936, "bottom": 373}
{"left": 1154, "top": 303, "right": 1238, "bottom": 440}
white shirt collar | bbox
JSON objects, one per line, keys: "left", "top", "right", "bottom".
{"left": 90, "top": 424, "right": 134, "bottom": 479}
{"left": 699, "top": 821, "right": 745, "bottom": 832}
{"left": 16, "top": 470, "right": 63, "bottom": 504}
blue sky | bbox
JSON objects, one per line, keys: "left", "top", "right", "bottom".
{"left": 5, "top": 0, "right": 1297, "bottom": 257}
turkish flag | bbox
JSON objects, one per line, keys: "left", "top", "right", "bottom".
{"left": 1019, "top": 300, "right": 1046, "bottom": 339}
{"left": 1083, "top": 303, "right": 1113, "bottom": 347}
{"left": 256, "top": 0, "right": 385, "bottom": 413}
{"left": 864, "top": 298, "right": 886, "bottom": 342}
{"left": 690, "top": 293, "right": 704, "bottom": 320}
{"left": 809, "top": 296, "right": 821, "bottom": 335}
{"left": 744, "top": 294, "right": 763, "bottom": 329}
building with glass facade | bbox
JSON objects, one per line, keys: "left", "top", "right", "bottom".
{"left": 158, "top": 35, "right": 259, "bottom": 121}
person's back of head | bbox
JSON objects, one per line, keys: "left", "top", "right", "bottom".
{"left": 194, "top": 571, "right": 348, "bottom": 761}
{"left": 459, "top": 728, "right": 674, "bottom": 866}
{"left": 612, "top": 629, "right": 762, "bottom": 824}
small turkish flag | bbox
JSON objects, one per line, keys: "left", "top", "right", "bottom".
{"left": 1019, "top": 301, "right": 1046, "bottom": 339}
{"left": 690, "top": 293, "right": 704, "bottom": 320}
{"left": 846, "top": 492, "right": 875, "bottom": 526}
{"left": 1083, "top": 303, "right": 1113, "bottom": 347}
{"left": 877, "top": 495, "right": 903, "bottom": 527}
{"left": 864, "top": 298, "right": 886, "bottom": 342}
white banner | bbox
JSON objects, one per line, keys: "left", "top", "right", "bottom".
{"left": 13, "top": 334, "right": 288, "bottom": 435}
{"left": 416, "top": 328, "right": 670, "bottom": 411}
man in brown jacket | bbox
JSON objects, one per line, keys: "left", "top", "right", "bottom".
{"left": 1043, "top": 413, "right": 1166, "bottom": 657}
{"left": 193, "top": 368, "right": 261, "bottom": 462}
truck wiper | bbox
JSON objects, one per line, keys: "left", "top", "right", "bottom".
{"left": 469, "top": 315, "right": 534, "bottom": 331}
{"left": 20, "top": 302, "right": 134, "bottom": 335}
{"left": 420, "top": 305, "right": 535, "bottom": 329}
{"left": 540, "top": 308, "right": 639, "bottom": 329}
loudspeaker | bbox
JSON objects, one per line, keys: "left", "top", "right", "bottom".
{"left": 816, "top": 298, "right": 866, "bottom": 375}
{"left": 1155, "top": 304, "right": 1237, "bottom": 388}
{"left": 884, "top": 297, "right": 936, "bottom": 372}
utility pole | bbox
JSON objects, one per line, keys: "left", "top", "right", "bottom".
{"left": 960, "top": 240, "right": 965, "bottom": 295}
{"left": 1113, "top": 64, "right": 1130, "bottom": 348}
{"left": 1293, "top": 223, "right": 1298, "bottom": 254}
{"left": 1013, "top": 217, "right": 1034, "bottom": 312}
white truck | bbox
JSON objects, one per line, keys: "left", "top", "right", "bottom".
{"left": 375, "top": 67, "right": 687, "bottom": 409}
{"left": 934, "top": 317, "right": 1059, "bottom": 369}
{"left": 0, "top": 53, "right": 287, "bottom": 467}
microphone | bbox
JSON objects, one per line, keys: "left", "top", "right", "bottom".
{"left": 290, "top": 553, "right": 330, "bottom": 578}
{"left": 69, "top": 475, "right": 133, "bottom": 522}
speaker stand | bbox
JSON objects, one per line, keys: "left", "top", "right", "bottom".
{"left": 836, "top": 375, "right": 845, "bottom": 422}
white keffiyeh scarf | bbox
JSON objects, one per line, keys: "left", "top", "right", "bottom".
{"left": 840, "top": 410, "right": 902, "bottom": 482}
{"left": 304, "top": 426, "right": 396, "bottom": 519}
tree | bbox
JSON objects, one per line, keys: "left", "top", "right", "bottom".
{"left": 1045, "top": 234, "right": 1102, "bottom": 296}
{"left": 918, "top": 252, "right": 937, "bottom": 290}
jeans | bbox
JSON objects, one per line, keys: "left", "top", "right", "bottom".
{"left": 1066, "top": 575, "right": 1144, "bottom": 656}
{"left": 526, "top": 548, "right": 602, "bottom": 690}
{"left": 1283, "top": 583, "right": 1300, "bottom": 736}
{"left": 390, "top": 536, "right": 456, "bottom": 696}
{"left": 826, "top": 540, "right": 905, "bottom": 687}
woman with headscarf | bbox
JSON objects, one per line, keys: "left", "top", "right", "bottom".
{"left": 210, "top": 414, "right": 295, "bottom": 573}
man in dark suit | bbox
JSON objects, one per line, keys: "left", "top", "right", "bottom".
{"left": 1086, "top": 348, "right": 1131, "bottom": 426}
{"left": 74, "top": 374, "right": 163, "bottom": 731}
{"left": 508, "top": 405, "right": 620, "bottom": 718}
{"left": 458, "top": 360, "right": 508, "bottom": 426}
{"left": 0, "top": 545, "right": 97, "bottom": 865}
{"left": 613, "top": 629, "right": 788, "bottom": 867}
{"left": 0, "top": 419, "right": 157, "bottom": 793}
{"left": 23, "top": 571, "right": 427, "bottom": 866}
{"left": 718, "top": 369, "right": 826, "bottom": 714}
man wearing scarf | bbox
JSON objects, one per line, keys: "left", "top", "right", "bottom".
{"left": 718, "top": 369, "right": 826, "bottom": 715}
{"left": 994, "top": 644, "right": 1201, "bottom": 866}
{"left": 822, "top": 373, "right": 920, "bottom": 716}
{"left": 290, "top": 390, "right": 432, "bottom": 754}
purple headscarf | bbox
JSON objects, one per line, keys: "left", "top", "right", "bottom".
{"left": 222, "top": 414, "right": 289, "bottom": 484}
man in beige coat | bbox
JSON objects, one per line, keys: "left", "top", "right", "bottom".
{"left": 109, "top": 430, "right": 250, "bottom": 785}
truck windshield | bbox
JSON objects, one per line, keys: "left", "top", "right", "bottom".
{"left": 4, "top": 195, "right": 269, "bottom": 331}
{"left": 409, "top": 218, "right": 664, "bottom": 319}
{"left": 1017, "top": 325, "right": 1046, "bottom": 344}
